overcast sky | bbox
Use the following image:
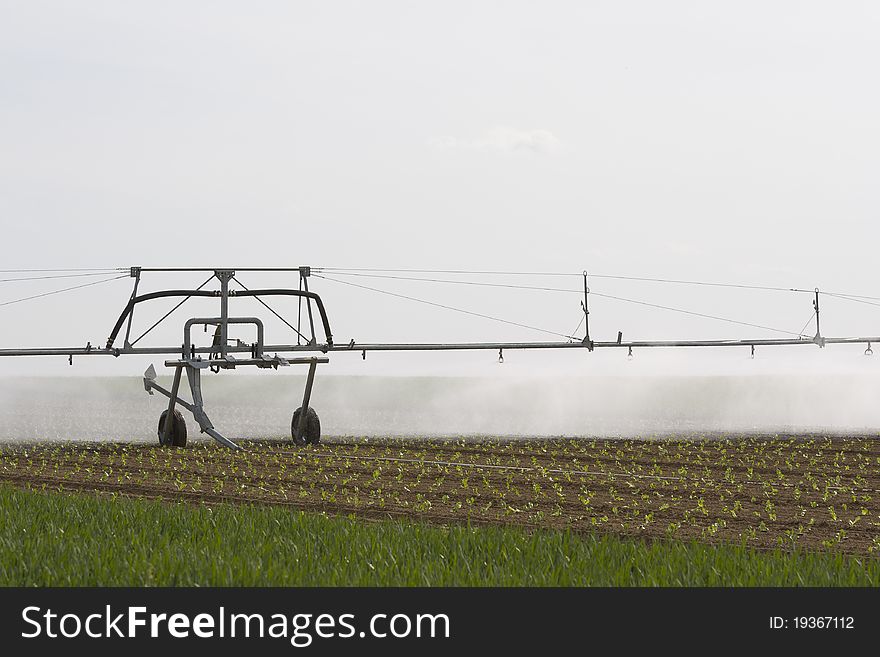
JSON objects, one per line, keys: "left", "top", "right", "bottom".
{"left": 1, "top": 1, "right": 879, "bottom": 377}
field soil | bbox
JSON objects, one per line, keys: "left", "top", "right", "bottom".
{"left": 2, "top": 435, "right": 879, "bottom": 555}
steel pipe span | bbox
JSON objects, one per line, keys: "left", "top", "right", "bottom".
{"left": 1, "top": 335, "right": 877, "bottom": 358}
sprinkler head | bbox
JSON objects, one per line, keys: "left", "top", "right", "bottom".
{"left": 627, "top": 346, "right": 633, "bottom": 361}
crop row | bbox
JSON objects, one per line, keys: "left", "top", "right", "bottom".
{"left": 1, "top": 436, "right": 879, "bottom": 554}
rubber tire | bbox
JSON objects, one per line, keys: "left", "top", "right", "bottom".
{"left": 158, "top": 409, "right": 187, "bottom": 447}
{"left": 291, "top": 406, "right": 320, "bottom": 445}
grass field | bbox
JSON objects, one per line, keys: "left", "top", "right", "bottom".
{"left": 2, "top": 435, "right": 879, "bottom": 585}
{"left": 1, "top": 484, "right": 879, "bottom": 586}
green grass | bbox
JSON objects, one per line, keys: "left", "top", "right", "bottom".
{"left": 1, "top": 485, "right": 878, "bottom": 586}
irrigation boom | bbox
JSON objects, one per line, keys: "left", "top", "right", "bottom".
{"left": 0, "top": 265, "right": 876, "bottom": 449}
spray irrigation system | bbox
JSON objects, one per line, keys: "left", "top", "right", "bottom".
{"left": 0, "top": 265, "right": 877, "bottom": 450}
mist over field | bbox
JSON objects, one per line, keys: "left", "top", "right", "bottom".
{"left": 1, "top": 374, "right": 878, "bottom": 443}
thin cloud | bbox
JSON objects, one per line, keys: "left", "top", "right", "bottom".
{"left": 429, "top": 126, "right": 562, "bottom": 154}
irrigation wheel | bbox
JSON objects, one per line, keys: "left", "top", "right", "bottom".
{"left": 291, "top": 406, "right": 321, "bottom": 445}
{"left": 157, "top": 409, "right": 187, "bottom": 447}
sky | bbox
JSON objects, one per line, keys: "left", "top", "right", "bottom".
{"left": 0, "top": 1, "right": 879, "bottom": 379}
